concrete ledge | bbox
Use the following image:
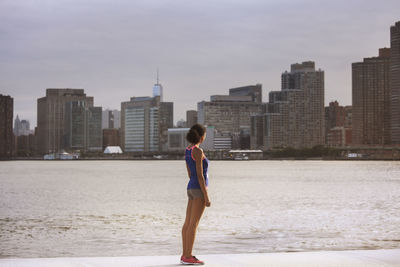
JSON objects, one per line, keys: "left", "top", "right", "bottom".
{"left": 1, "top": 249, "right": 399, "bottom": 267}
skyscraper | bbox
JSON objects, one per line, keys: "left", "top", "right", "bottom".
{"left": 186, "top": 110, "right": 198, "bottom": 128}
{"left": 14, "top": 115, "right": 32, "bottom": 136}
{"left": 37, "top": 88, "right": 96, "bottom": 154}
{"left": 251, "top": 61, "right": 325, "bottom": 149}
{"left": 121, "top": 96, "right": 173, "bottom": 152}
{"left": 391, "top": 21, "right": 400, "bottom": 144}
{"left": 64, "top": 101, "right": 102, "bottom": 151}
{"left": 0, "top": 94, "right": 13, "bottom": 158}
{"left": 13, "top": 115, "right": 21, "bottom": 136}
{"left": 352, "top": 48, "right": 391, "bottom": 145}
{"left": 152, "top": 69, "right": 163, "bottom": 102}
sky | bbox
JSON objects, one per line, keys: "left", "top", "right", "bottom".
{"left": 1, "top": 0, "right": 399, "bottom": 127}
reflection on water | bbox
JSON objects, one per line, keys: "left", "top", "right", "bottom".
{"left": 0, "top": 160, "right": 400, "bottom": 258}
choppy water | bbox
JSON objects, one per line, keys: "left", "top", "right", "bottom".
{"left": 0, "top": 160, "right": 400, "bottom": 258}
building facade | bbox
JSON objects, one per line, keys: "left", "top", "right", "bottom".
{"left": 37, "top": 88, "right": 96, "bottom": 154}
{"left": 229, "top": 84, "right": 262, "bottom": 103}
{"left": 186, "top": 110, "right": 198, "bottom": 128}
{"left": 102, "top": 109, "right": 121, "bottom": 129}
{"left": 391, "top": 21, "right": 400, "bottom": 144}
{"left": 251, "top": 61, "right": 325, "bottom": 150}
{"left": 168, "top": 128, "right": 190, "bottom": 151}
{"left": 121, "top": 96, "right": 173, "bottom": 152}
{"left": 64, "top": 101, "right": 102, "bottom": 152}
{"left": 352, "top": 48, "right": 391, "bottom": 145}
{"left": 0, "top": 94, "right": 13, "bottom": 158}
{"left": 198, "top": 86, "right": 264, "bottom": 149}
{"left": 14, "top": 115, "right": 32, "bottom": 136}
{"left": 324, "top": 101, "right": 352, "bottom": 147}
{"left": 102, "top": 128, "right": 120, "bottom": 149}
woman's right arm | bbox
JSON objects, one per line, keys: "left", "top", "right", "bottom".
{"left": 193, "top": 147, "right": 211, "bottom": 207}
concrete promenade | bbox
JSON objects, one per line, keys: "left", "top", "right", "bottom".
{"left": 1, "top": 249, "right": 400, "bottom": 267}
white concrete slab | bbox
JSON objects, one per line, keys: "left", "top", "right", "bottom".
{"left": 1, "top": 249, "right": 399, "bottom": 267}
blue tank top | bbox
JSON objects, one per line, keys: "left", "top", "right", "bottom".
{"left": 185, "top": 145, "right": 209, "bottom": 190}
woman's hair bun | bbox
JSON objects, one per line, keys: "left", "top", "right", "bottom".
{"left": 186, "top": 123, "right": 206, "bottom": 144}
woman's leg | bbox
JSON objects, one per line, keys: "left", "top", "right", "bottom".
{"left": 184, "top": 198, "right": 206, "bottom": 258}
{"left": 182, "top": 199, "right": 193, "bottom": 256}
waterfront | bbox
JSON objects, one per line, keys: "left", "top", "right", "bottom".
{"left": 1, "top": 160, "right": 400, "bottom": 258}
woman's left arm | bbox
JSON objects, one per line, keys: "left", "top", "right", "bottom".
{"left": 186, "top": 162, "right": 191, "bottom": 179}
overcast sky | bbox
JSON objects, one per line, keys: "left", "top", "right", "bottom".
{"left": 1, "top": 0, "right": 399, "bottom": 127}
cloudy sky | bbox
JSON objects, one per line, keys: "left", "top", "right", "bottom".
{"left": 1, "top": 0, "right": 399, "bottom": 127}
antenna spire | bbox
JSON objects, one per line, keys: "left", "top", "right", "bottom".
{"left": 156, "top": 68, "right": 159, "bottom": 84}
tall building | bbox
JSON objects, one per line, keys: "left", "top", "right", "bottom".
{"left": 324, "top": 101, "right": 352, "bottom": 147}
{"left": 15, "top": 133, "right": 36, "bottom": 156}
{"left": 37, "top": 88, "right": 96, "bottom": 154}
{"left": 391, "top": 21, "right": 400, "bottom": 144}
{"left": 121, "top": 96, "right": 173, "bottom": 152}
{"left": 102, "top": 109, "right": 121, "bottom": 129}
{"left": 186, "top": 110, "right": 198, "bottom": 128}
{"left": 13, "top": 115, "right": 21, "bottom": 136}
{"left": 14, "top": 116, "right": 32, "bottom": 136}
{"left": 325, "top": 101, "right": 345, "bottom": 132}
{"left": 152, "top": 70, "right": 163, "bottom": 102}
{"left": 198, "top": 85, "right": 264, "bottom": 149}
{"left": 0, "top": 94, "right": 14, "bottom": 158}
{"left": 352, "top": 48, "right": 391, "bottom": 145}
{"left": 229, "top": 84, "right": 262, "bottom": 103}
{"left": 168, "top": 128, "right": 190, "bottom": 151}
{"left": 86, "top": 106, "right": 102, "bottom": 151}
{"left": 251, "top": 61, "right": 325, "bottom": 149}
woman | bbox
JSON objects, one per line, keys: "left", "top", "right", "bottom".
{"left": 181, "top": 123, "right": 211, "bottom": 265}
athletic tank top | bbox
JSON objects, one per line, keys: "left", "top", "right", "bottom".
{"left": 185, "top": 145, "right": 209, "bottom": 190}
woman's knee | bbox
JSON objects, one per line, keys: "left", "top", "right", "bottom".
{"left": 188, "top": 219, "right": 200, "bottom": 229}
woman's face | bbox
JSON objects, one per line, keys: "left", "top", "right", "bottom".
{"left": 200, "top": 132, "right": 207, "bottom": 144}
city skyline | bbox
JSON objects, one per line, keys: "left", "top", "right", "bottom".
{"left": 1, "top": 0, "right": 400, "bottom": 127}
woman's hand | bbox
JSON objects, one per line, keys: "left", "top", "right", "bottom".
{"left": 204, "top": 196, "right": 211, "bottom": 207}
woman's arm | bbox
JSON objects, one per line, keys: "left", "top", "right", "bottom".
{"left": 193, "top": 147, "right": 211, "bottom": 207}
{"left": 186, "top": 162, "right": 191, "bottom": 179}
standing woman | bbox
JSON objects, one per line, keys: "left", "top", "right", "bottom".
{"left": 181, "top": 124, "right": 211, "bottom": 265}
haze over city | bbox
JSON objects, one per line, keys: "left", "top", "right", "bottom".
{"left": 1, "top": 0, "right": 400, "bottom": 126}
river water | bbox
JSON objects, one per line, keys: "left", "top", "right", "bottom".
{"left": 1, "top": 160, "right": 399, "bottom": 258}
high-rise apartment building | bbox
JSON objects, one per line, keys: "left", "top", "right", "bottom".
{"left": 352, "top": 48, "right": 391, "bottom": 145}
{"left": 64, "top": 101, "right": 102, "bottom": 151}
{"left": 324, "top": 101, "right": 352, "bottom": 147}
{"left": 325, "top": 101, "right": 345, "bottom": 132}
{"left": 391, "top": 21, "right": 400, "bottom": 144}
{"left": 0, "top": 94, "right": 13, "bottom": 158}
{"left": 37, "top": 88, "right": 97, "bottom": 154}
{"left": 121, "top": 96, "right": 173, "bottom": 152}
{"left": 186, "top": 110, "right": 198, "bottom": 128}
{"left": 198, "top": 85, "right": 264, "bottom": 149}
{"left": 251, "top": 61, "right": 325, "bottom": 149}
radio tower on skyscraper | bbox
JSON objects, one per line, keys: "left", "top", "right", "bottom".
{"left": 153, "top": 68, "right": 163, "bottom": 101}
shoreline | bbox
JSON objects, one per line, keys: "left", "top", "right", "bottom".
{"left": 2, "top": 157, "right": 400, "bottom": 161}
{"left": 1, "top": 249, "right": 399, "bottom": 266}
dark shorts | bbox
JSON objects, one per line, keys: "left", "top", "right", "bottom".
{"left": 187, "top": 189, "right": 204, "bottom": 200}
